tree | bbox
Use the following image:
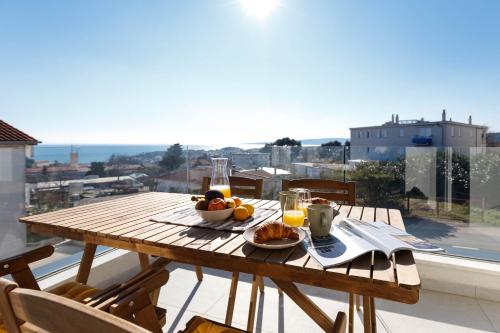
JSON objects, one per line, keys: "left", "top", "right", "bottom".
{"left": 272, "top": 137, "right": 301, "bottom": 147}
{"left": 259, "top": 137, "right": 302, "bottom": 158}
{"left": 86, "top": 162, "right": 106, "bottom": 177}
{"left": 344, "top": 140, "right": 350, "bottom": 146}
{"left": 348, "top": 159, "right": 406, "bottom": 208}
{"left": 321, "top": 140, "right": 342, "bottom": 147}
{"left": 25, "top": 157, "right": 36, "bottom": 168}
{"left": 160, "top": 143, "right": 186, "bottom": 171}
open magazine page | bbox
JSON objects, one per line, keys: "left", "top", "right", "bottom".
{"left": 341, "top": 218, "right": 443, "bottom": 256}
{"left": 302, "top": 225, "right": 379, "bottom": 268}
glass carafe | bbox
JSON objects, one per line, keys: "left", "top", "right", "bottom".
{"left": 210, "top": 157, "right": 231, "bottom": 198}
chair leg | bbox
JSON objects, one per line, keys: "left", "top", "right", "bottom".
{"left": 195, "top": 265, "right": 203, "bottom": 281}
{"left": 348, "top": 293, "right": 354, "bottom": 333}
{"left": 356, "top": 294, "right": 361, "bottom": 311}
{"left": 246, "top": 275, "right": 259, "bottom": 332}
{"left": 225, "top": 272, "right": 239, "bottom": 325}
{"left": 257, "top": 275, "right": 264, "bottom": 293}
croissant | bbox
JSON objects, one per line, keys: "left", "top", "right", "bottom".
{"left": 253, "top": 221, "right": 300, "bottom": 244}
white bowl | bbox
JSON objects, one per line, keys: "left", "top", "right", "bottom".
{"left": 196, "top": 207, "right": 234, "bottom": 223}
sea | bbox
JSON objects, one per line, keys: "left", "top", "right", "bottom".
{"left": 32, "top": 144, "right": 264, "bottom": 163}
{"left": 32, "top": 138, "right": 347, "bottom": 163}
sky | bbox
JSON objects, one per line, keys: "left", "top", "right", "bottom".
{"left": 1, "top": 0, "right": 500, "bottom": 145}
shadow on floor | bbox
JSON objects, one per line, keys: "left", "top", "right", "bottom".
{"left": 167, "top": 281, "right": 201, "bottom": 333}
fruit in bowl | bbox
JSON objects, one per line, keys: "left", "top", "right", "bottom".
{"left": 208, "top": 198, "right": 227, "bottom": 211}
{"left": 192, "top": 190, "right": 255, "bottom": 223}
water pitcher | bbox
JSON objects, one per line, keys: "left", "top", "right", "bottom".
{"left": 210, "top": 157, "right": 231, "bottom": 198}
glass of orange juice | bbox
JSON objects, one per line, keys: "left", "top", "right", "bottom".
{"left": 282, "top": 196, "right": 305, "bottom": 227}
{"left": 291, "top": 188, "right": 311, "bottom": 218}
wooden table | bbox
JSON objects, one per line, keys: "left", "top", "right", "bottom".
{"left": 20, "top": 192, "right": 420, "bottom": 333}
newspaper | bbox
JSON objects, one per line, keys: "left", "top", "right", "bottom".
{"left": 303, "top": 218, "right": 443, "bottom": 268}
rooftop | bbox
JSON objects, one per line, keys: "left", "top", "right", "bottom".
{"left": 350, "top": 110, "right": 488, "bottom": 130}
{"left": 0, "top": 120, "right": 40, "bottom": 145}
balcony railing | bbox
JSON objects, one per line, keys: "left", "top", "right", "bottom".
{"left": 2, "top": 144, "right": 500, "bottom": 270}
{"left": 412, "top": 135, "right": 433, "bottom": 146}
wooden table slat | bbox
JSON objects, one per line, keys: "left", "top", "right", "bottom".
{"left": 68, "top": 197, "right": 189, "bottom": 231}
{"left": 56, "top": 194, "right": 182, "bottom": 228}
{"left": 24, "top": 192, "right": 169, "bottom": 223}
{"left": 20, "top": 192, "right": 161, "bottom": 222}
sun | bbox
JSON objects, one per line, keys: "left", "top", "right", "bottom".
{"left": 239, "top": 0, "right": 280, "bottom": 21}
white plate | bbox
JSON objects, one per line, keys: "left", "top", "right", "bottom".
{"left": 243, "top": 226, "right": 306, "bottom": 249}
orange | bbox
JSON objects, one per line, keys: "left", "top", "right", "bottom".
{"left": 233, "top": 206, "right": 250, "bottom": 221}
{"left": 232, "top": 197, "right": 242, "bottom": 207}
{"left": 241, "top": 204, "right": 254, "bottom": 216}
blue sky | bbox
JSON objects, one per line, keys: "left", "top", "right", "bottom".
{"left": 1, "top": 0, "right": 499, "bottom": 144}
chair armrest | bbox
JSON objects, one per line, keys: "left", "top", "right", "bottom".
{"left": 0, "top": 245, "right": 55, "bottom": 290}
{"left": 0, "top": 245, "right": 55, "bottom": 276}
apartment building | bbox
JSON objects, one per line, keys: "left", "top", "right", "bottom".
{"left": 350, "top": 110, "right": 488, "bottom": 160}
{"left": 0, "top": 120, "right": 39, "bottom": 259}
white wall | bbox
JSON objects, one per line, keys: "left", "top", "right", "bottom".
{"left": 0, "top": 145, "right": 27, "bottom": 260}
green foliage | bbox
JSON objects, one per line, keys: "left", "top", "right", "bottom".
{"left": 25, "top": 157, "right": 35, "bottom": 168}
{"left": 344, "top": 140, "right": 350, "bottom": 146}
{"left": 321, "top": 140, "right": 342, "bottom": 147}
{"left": 348, "top": 159, "right": 405, "bottom": 208}
{"left": 160, "top": 143, "right": 186, "bottom": 171}
{"left": 108, "top": 154, "right": 140, "bottom": 165}
{"left": 260, "top": 137, "right": 302, "bottom": 153}
{"left": 86, "top": 162, "right": 106, "bottom": 177}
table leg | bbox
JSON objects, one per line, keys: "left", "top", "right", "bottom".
{"left": 225, "top": 272, "right": 239, "bottom": 325}
{"left": 138, "top": 253, "right": 150, "bottom": 271}
{"left": 195, "top": 265, "right": 203, "bottom": 281}
{"left": 138, "top": 253, "right": 161, "bottom": 305}
{"left": 247, "top": 275, "right": 259, "bottom": 332}
{"left": 76, "top": 243, "right": 97, "bottom": 284}
{"left": 363, "top": 296, "right": 372, "bottom": 333}
{"left": 349, "top": 293, "right": 354, "bottom": 333}
{"left": 370, "top": 297, "right": 377, "bottom": 333}
{"left": 257, "top": 275, "right": 264, "bottom": 293}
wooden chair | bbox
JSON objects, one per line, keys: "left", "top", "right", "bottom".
{"left": 0, "top": 277, "right": 152, "bottom": 333}
{"left": 282, "top": 178, "right": 359, "bottom": 332}
{"left": 179, "top": 313, "right": 346, "bottom": 333}
{"left": 201, "top": 176, "right": 263, "bottom": 199}
{"left": 201, "top": 176, "right": 267, "bottom": 330}
{"left": 282, "top": 179, "right": 356, "bottom": 205}
{"left": 0, "top": 246, "right": 170, "bottom": 333}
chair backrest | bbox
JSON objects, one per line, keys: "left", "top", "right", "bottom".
{"left": 0, "top": 278, "right": 151, "bottom": 333}
{"left": 201, "top": 176, "right": 263, "bottom": 199}
{"left": 282, "top": 179, "right": 356, "bottom": 205}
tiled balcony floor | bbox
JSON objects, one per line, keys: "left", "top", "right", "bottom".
{"left": 158, "top": 263, "right": 500, "bottom": 333}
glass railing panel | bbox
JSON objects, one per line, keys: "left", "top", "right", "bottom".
{"left": 3, "top": 142, "right": 500, "bottom": 277}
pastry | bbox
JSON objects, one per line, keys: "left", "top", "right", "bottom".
{"left": 311, "top": 197, "right": 330, "bottom": 204}
{"left": 253, "top": 221, "right": 300, "bottom": 244}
